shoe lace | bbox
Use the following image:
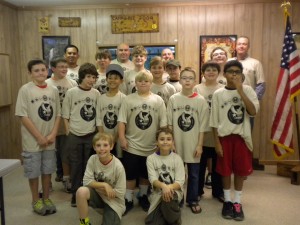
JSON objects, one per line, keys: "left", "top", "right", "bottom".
{"left": 234, "top": 203, "right": 241, "bottom": 213}
{"left": 44, "top": 199, "right": 53, "bottom": 206}
{"left": 33, "top": 199, "right": 44, "bottom": 209}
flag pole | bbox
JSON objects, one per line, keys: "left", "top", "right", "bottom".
{"left": 281, "top": 1, "right": 300, "bottom": 161}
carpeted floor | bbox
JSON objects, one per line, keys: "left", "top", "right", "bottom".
{"left": 2, "top": 165, "right": 300, "bottom": 225}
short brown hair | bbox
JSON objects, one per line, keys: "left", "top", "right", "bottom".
{"left": 180, "top": 67, "right": 197, "bottom": 79}
{"left": 132, "top": 45, "right": 148, "bottom": 56}
{"left": 95, "top": 49, "right": 112, "bottom": 60}
{"left": 92, "top": 132, "right": 114, "bottom": 146}
{"left": 156, "top": 127, "right": 174, "bottom": 140}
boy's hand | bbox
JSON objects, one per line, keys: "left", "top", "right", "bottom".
{"left": 215, "top": 142, "right": 223, "bottom": 157}
{"left": 194, "top": 145, "right": 203, "bottom": 158}
{"left": 120, "top": 137, "right": 128, "bottom": 151}
{"left": 46, "top": 133, "right": 56, "bottom": 145}
{"left": 101, "top": 183, "right": 116, "bottom": 199}
{"left": 37, "top": 136, "right": 48, "bottom": 147}
{"left": 232, "top": 74, "right": 243, "bottom": 92}
{"left": 161, "top": 184, "right": 174, "bottom": 202}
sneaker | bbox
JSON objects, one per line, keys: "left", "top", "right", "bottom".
{"left": 123, "top": 199, "right": 134, "bottom": 216}
{"left": 32, "top": 199, "right": 47, "bottom": 216}
{"left": 71, "top": 194, "right": 77, "bottom": 207}
{"left": 222, "top": 201, "right": 234, "bottom": 219}
{"left": 138, "top": 195, "right": 150, "bottom": 212}
{"left": 44, "top": 198, "right": 57, "bottom": 214}
{"left": 233, "top": 202, "right": 245, "bottom": 221}
{"left": 63, "top": 179, "right": 72, "bottom": 193}
{"left": 205, "top": 173, "right": 212, "bottom": 189}
{"left": 80, "top": 218, "right": 92, "bottom": 225}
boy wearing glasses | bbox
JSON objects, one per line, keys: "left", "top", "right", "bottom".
{"left": 210, "top": 60, "right": 259, "bottom": 221}
{"left": 167, "top": 67, "right": 209, "bottom": 214}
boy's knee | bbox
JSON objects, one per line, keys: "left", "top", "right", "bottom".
{"left": 76, "top": 186, "right": 90, "bottom": 199}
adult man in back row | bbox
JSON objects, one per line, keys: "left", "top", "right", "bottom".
{"left": 111, "top": 43, "right": 134, "bottom": 72}
{"left": 231, "top": 36, "right": 266, "bottom": 101}
{"left": 64, "top": 44, "right": 80, "bottom": 82}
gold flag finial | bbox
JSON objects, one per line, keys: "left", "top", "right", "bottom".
{"left": 281, "top": 1, "right": 291, "bottom": 17}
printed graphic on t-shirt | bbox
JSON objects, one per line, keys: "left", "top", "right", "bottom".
{"left": 94, "top": 171, "right": 116, "bottom": 186}
{"left": 158, "top": 163, "right": 174, "bottom": 184}
{"left": 135, "top": 104, "right": 152, "bottom": 130}
{"left": 178, "top": 105, "right": 194, "bottom": 132}
{"left": 228, "top": 105, "right": 244, "bottom": 124}
{"left": 103, "top": 104, "right": 118, "bottom": 129}
{"left": 79, "top": 97, "right": 96, "bottom": 121}
{"left": 97, "top": 78, "right": 108, "bottom": 94}
{"left": 38, "top": 102, "right": 53, "bottom": 121}
{"left": 57, "top": 86, "right": 68, "bottom": 104}
{"left": 69, "top": 73, "right": 76, "bottom": 79}
{"left": 207, "top": 94, "right": 213, "bottom": 109}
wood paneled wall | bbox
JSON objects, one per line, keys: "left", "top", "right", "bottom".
{"left": 1, "top": 1, "right": 300, "bottom": 162}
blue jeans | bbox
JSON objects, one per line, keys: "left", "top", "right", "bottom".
{"left": 186, "top": 163, "right": 200, "bottom": 204}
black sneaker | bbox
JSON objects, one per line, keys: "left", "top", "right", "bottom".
{"left": 123, "top": 199, "right": 133, "bottom": 216}
{"left": 222, "top": 201, "right": 234, "bottom": 219}
{"left": 233, "top": 202, "right": 245, "bottom": 221}
{"left": 71, "top": 194, "right": 77, "bottom": 207}
{"left": 138, "top": 195, "right": 150, "bottom": 212}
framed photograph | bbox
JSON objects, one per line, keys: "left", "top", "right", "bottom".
{"left": 98, "top": 44, "right": 176, "bottom": 70}
{"left": 293, "top": 33, "right": 300, "bottom": 55}
{"left": 199, "top": 35, "right": 237, "bottom": 70}
{"left": 42, "top": 36, "right": 71, "bottom": 68}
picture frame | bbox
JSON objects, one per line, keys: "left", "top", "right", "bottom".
{"left": 293, "top": 32, "right": 300, "bottom": 55}
{"left": 98, "top": 44, "right": 176, "bottom": 70}
{"left": 42, "top": 36, "right": 71, "bottom": 68}
{"left": 199, "top": 34, "right": 237, "bottom": 71}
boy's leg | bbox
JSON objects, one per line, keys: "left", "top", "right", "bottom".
{"left": 145, "top": 203, "right": 166, "bottom": 225}
{"left": 198, "top": 147, "right": 209, "bottom": 197}
{"left": 211, "top": 148, "right": 224, "bottom": 201}
{"left": 41, "top": 174, "right": 51, "bottom": 200}
{"left": 161, "top": 194, "right": 181, "bottom": 225}
{"left": 29, "top": 178, "right": 40, "bottom": 202}
{"left": 76, "top": 187, "right": 91, "bottom": 219}
{"left": 186, "top": 163, "right": 201, "bottom": 213}
{"left": 138, "top": 155, "right": 150, "bottom": 211}
{"left": 55, "top": 135, "right": 64, "bottom": 181}
{"left": 102, "top": 204, "right": 121, "bottom": 225}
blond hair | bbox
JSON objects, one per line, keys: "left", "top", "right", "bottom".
{"left": 135, "top": 71, "right": 153, "bottom": 82}
{"left": 92, "top": 132, "right": 114, "bottom": 146}
{"left": 132, "top": 45, "right": 148, "bottom": 56}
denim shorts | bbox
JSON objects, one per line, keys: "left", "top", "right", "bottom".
{"left": 22, "top": 150, "right": 56, "bottom": 179}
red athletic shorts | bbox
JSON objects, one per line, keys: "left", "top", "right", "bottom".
{"left": 216, "top": 134, "right": 253, "bottom": 177}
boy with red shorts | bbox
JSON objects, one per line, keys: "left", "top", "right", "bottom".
{"left": 210, "top": 60, "right": 259, "bottom": 221}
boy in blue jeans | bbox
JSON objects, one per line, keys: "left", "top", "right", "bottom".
{"left": 167, "top": 67, "right": 209, "bottom": 214}
{"left": 210, "top": 60, "right": 259, "bottom": 221}
{"left": 15, "top": 59, "right": 60, "bottom": 215}
{"left": 62, "top": 63, "right": 100, "bottom": 207}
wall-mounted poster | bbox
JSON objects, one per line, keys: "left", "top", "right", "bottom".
{"left": 200, "top": 35, "right": 237, "bottom": 71}
{"left": 42, "top": 36, "right": 70, "bottom": 76}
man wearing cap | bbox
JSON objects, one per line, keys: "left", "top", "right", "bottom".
{"left": 166, "top": 59, "right": 182, "bottom": 93}
{"left": 97, "top": 64, "right": 126, "bottom": 159}
{"left": 111, "top": 43, "right": 134, "bottom": 72}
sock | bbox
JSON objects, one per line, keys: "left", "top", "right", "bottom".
{"left": 139, "top": 184, "right": 149, "bottom": 196}
{"left": 79, "top": 217, "right": 90, "bottom": 225}
{"left": 223, "top": 189, "right": 231, "bottom": 202}
{"left": 125, "top": 189, "right": 134, "bottom": 202}
{"left": 234, "top": 190, "right": 242, "bottom": 204}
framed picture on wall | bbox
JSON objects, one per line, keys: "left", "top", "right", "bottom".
{"left": 293, "top": 33, "right": 300, "bottom": 55}
{"left": 98, "top": 44, "right": 176, "bottom": 70}
{"left": 42, "top": 36, "right": 71, "bottom": 69}
{"left": 199, "top": 34, "right": 237, "bottom": 72}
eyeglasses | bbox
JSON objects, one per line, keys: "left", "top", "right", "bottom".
{"left": 212, "top": 52, "right": 226, "bottom": 57}
{"left": 180, "top": 77, "right": 195, "bottom": 81}
{"left": 226, "top": 70, "right": 242, "bottom": 75}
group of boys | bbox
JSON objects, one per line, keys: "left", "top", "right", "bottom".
{"left": 16, "top": 41, "right": 259, "bottom": 225}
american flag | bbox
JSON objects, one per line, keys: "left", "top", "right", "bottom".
{"left": 271, "top": 16, "right": 300, "bottom": 159}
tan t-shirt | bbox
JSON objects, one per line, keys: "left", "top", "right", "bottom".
{"left": 118, "top": 92, "right": 167, "bottom": 156}
{"left": 94, "top": 73, "right": 108, "bottom": 95}
{"left": 62, "top": 86, "right": 100, "bottom": 136}
{"left": 15, "top": 82, "right": 61, "bottom": 152}
{"left": 66, "top": 66, "right": 80, "bottom": 81}
{"left": 150, "top": 82, "right": 176, "bottom": 106}
{"left": 110, "top": 59, "right": 134, "bottom": 72}
{"left": 167, "top": 92, "right": 210, "bottom": 163}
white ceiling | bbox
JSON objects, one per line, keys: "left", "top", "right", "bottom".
{"left": 3, "top": 0, "right": 207, "bottom": 7}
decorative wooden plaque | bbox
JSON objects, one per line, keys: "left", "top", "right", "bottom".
{"left": 58, "top": 17, "right": 81, "bottom": 27}
{"left": 111, "top": 14, "right": 159, "bottom": 34}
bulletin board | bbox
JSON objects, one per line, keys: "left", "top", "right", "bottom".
{"left": 0, "top": 54, "right": 12, "bottom": 107}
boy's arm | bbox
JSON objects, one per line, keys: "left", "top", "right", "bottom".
{"left": 118, "top": 122, "right": 128, "bottom": 150}
{"left": 234, "top": 75, "right": 257, "bottom": 116}
{"left": 20, "top": 116, "right": 47, "bottom": 147}
{"left": 194, "top": 132, "right": 204, "bottom": 158}
{"left": 63, "top": 118, "right": 70, "bottom": 135}
{"left": 88, "top": 180, "right": 116, "bottom": 200}
{"left": 212, "top": 127, "right": 223, "bottom": 157}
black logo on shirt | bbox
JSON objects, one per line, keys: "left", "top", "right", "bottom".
{"left": 38, "top": 102, "right": 53, "bottom": 121}
{"left": 228, "top": 105, "right": 244, "bottom": 124}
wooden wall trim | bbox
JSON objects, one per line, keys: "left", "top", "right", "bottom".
{"left": 16, "top": 0, "right": 289, "bottom": 11}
